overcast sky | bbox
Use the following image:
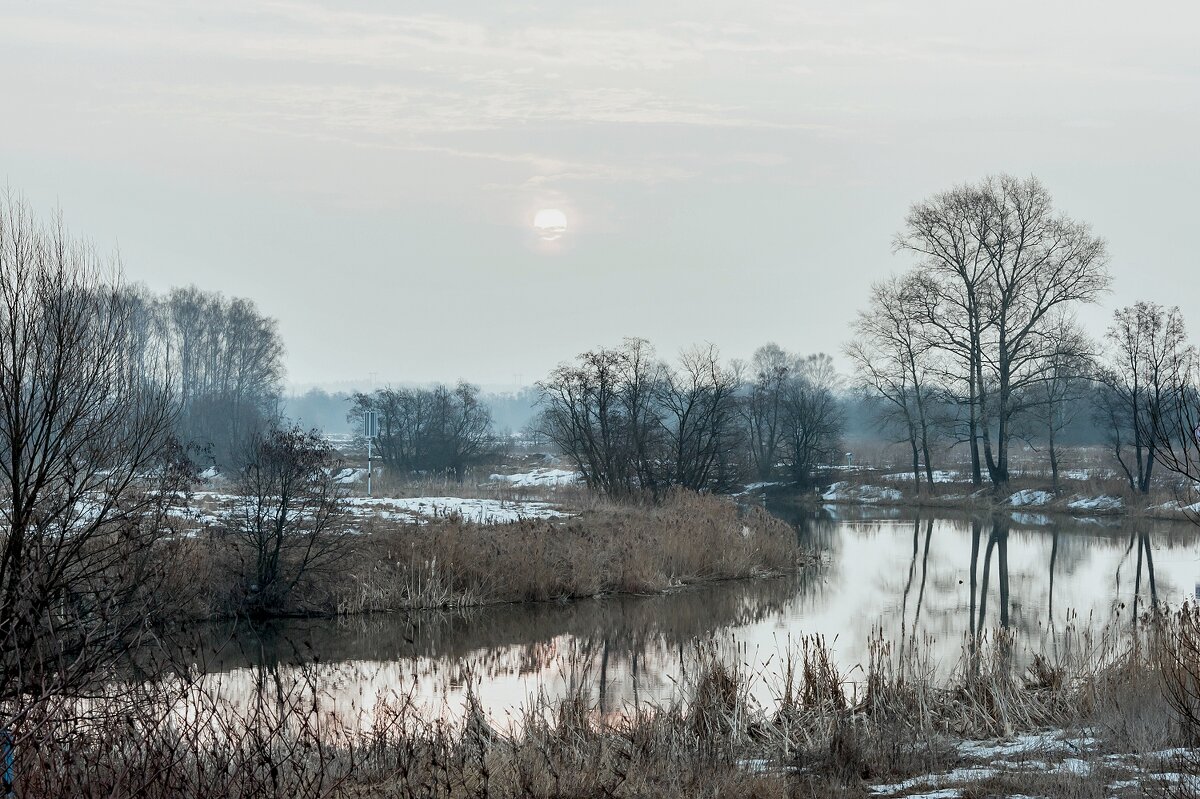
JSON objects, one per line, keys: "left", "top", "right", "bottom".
{"left": 3, "top": 1, "right": 1197, "bottom": 389}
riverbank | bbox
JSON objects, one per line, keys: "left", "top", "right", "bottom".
{"left": 16, "top": 608, "right": 1200, "bottom": 797}
{"left": 767, "top": 469, "right": 1200, "bottom": 525}
{"left": 164, "top": 489, "right": 809, "bottom": 621}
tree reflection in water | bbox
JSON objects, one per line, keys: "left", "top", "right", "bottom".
{"left": 184, "top": 506, "right": 1199, "bottom": 729}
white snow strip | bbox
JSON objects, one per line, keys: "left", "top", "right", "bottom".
{"left": 344, "top": 496, "right": 570, "bottom": 524}
{"left": 882, "top": 470, "right": 963, "bottom": 484}
{"left": 1066, "top": 495, "right": 1123, "bottom": 511}
{"left": 957, "top": 731, "right": 1095, "bottom": 760}
{"left": 1007, "top": 489, "right": 1054, "bottom": 507}
{"left": 489, "top": 468, "right": 580, "bottom": 488}
{"left": 822, "top": 482, "right": 903, "bottom": 503}
{"left": 870, "top": 767, "right": 997, "bottom": 794}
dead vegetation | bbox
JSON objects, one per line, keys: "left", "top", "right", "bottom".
{"left": 13, "top": 607, "right": 1200, "bottom": 797}
{"left": 166, "top": 490, "right": 806, "bottom": 620}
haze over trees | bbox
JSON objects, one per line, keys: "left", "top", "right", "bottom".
{"left": 851, "top": 175, "right": 1112, "bottom": 490}
{"left": 164, "top": 286, "right": 285, "bottom": 465}
{"left": 117, "top": 283, "right": 285, "bottom": 467}
{"left": 349, "top": 382, "right": 495, "bottom": 481}
{"left": 1096, "top": 303, "right": 1195, "bottom": 494}
{"left": 537, "top": 338, "right": 843, "bottom": 498}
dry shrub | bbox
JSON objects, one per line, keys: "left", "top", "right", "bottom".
{"left": 323, "top": 491, "right": 804, "bottom": 616}
{"left": 9, "top": 616, "right": 1200, "bottom": 798}
{"left": 1155, "top": 603, "right": 1200, "bottom": 746}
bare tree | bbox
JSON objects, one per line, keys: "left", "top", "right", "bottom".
{"left": 899, "top": 175, "right": 1109, "bottom": 490}
{"left": 226, "top": 426, "right": 349, "bottom": 614}
{"left": 1023, "top": 314, "right": 1095, "bottom": 493}
{"left": 779, "top": 354, "right": 844, "bottom": 488}
{"left": 537, "top": 339, "right": 665, "bottom": 498}
{"left": 165, "top": 286, "right": 284, "bottom": 466}
{"left": 1097, "top": 303, "right": 1194, "bottom": 493}
{"left": 0, "top": 193, "right": 186, "bottom": 713}
{"left": 428, "top": 382, "right": 494, "bottom": 481}
{"left": 349, "top": 381, "right": 494, "bottom": 482}
{"left": 741, "top": 344, "right": 795, "bottom": 482}
{"left": 847, "top": 275, "right": 939, "bottom": 491}
{"left": 898, "top": 184, "right": 993, "bottom": 485}
{"left": 1141, "top": 343, "right": 1200, "bottom": 509}
{"left": 656, "top": 344, "right": 742, "bottom": 492}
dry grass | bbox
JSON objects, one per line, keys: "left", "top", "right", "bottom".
{"left": 164, "top": 490, "right": 806, "bottom": 620}
{"left": 334, "top": 490, "right": 804, "bottom": 614}
{"left": 13, "top": 609, "right": 1200, "bottom": 798}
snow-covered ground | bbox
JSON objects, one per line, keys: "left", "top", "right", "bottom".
{"left": 868, "top": 729, "right": 1196, "bottom": 798}
{"left": 185, "top": 491, "right": 571, "bottom": 527}
{"left": 882, "top": 470, "right": 963, "bottom": 483}
{"left": 489, "top": 468, "right": 580, "bottom": 488}
{"left": 330, "top": 467, "right": 368, "bottom": 484}
{"left": 343, "top": 496, "right": 570, "bottom": 524}
{"left": 1067, "top": 494, "right": 1123, "bottom": 512}
{"left": 822, "top": 481, "right": 903, "bottom": 503}
{"left": 1007, "top": 489, "right": 1054, "bottom": 507}
{"left": 734, "top": 481, "right": 782, "bottom": 496}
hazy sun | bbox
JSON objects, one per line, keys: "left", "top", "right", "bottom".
{"left": 533, "top": 208, "right": 567, "bottom": 241}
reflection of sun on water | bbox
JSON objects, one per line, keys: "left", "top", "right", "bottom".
{"left": 533, "top": 208, "right": 567, "bottom": 241}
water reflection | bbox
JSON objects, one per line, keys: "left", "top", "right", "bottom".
{"left": 193, "top": 507, "right": 1200, "bottom": 727}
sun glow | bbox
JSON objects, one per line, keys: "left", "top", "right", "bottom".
{"left": 533, "top": 208, "right": 567, "bottom": 241}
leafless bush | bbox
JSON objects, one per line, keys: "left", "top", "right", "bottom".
{"left": 223, "top": 426, "right": 352, "bottom": 615}
{"left": 0, "top": 191, "right": 190, "bottom": 728}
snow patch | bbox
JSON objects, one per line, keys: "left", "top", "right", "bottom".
{"left": 1007, "top": 489, "right": 1054, "bottom": 507}
{"left": 330, "top": 467, "right": 368, "bottom": 484}
{"left": 821, "top": 482, "right": 903, "bottom": 503}
{"left": 344, "top": 496, "right": 570, "bottom": 525}
{"left": 1066, "top": 495, "right": 1123, "bottom": 511}
{"left": 957, "top": 730, "right": 1096, "bottom": 760}
{"left": 882, "top": 470, "right": 963, "bottom": 484}
{"left": 489, "top": 468, "right": 580, "bottom": 488}
{"left": 736, "top": 481, "right": 781, "bottom": 495}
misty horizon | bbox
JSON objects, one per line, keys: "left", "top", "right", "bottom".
{"left": 4, "top": 1, "right": 1198, "bottom": 387}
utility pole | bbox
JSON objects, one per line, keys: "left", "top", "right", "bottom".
{"left": 365, "top": 409, "right": 378, "bottom": 497}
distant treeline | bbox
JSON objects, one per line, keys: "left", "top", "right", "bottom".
{"left": 118, "top": 283, "right": 285, "bottom": 467}
{"left": 284, "top": 386, "right": 541, "bottom": 437}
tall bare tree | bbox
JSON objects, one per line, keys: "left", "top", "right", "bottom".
{"left": 899, "top": 175, "right": 1109, "bottom": 489}
{"left": 741, "top": 344, "right": 795, "bottom": 482}
{"left": 847, "top": 275, "right": 939, "bottom": 491}
{"left": 898, "top": 184, "right": 993, "bottom": 485}
{"left": 1097, "top": 303, "right": 1194, "bottom": 493}
{"left": 656, "top": 344, "right": 741, "bottom": 492}
{"left": 0, "top": 193, "right": 186, "bottom": 713}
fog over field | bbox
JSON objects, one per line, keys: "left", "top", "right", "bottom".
{"left": 3, "top": 1, "right": 1198, "bottom": 387}
{"left": 9, "top": 5, "right": 1200, "bottom": 797}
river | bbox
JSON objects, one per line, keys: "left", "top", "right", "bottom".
{"left": 191, "top": 503, "right": 1200, "bottom": 730}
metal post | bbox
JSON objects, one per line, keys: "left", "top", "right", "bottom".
{"left": 367, "top": 435, "right": 372, "bottom": 497}
{"left": 3, "top": 729, "right": 13, "bottom": 798}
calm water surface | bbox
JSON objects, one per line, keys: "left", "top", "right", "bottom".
{"left": 198, "top": 504, "right": 1200, "bottom": 728}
